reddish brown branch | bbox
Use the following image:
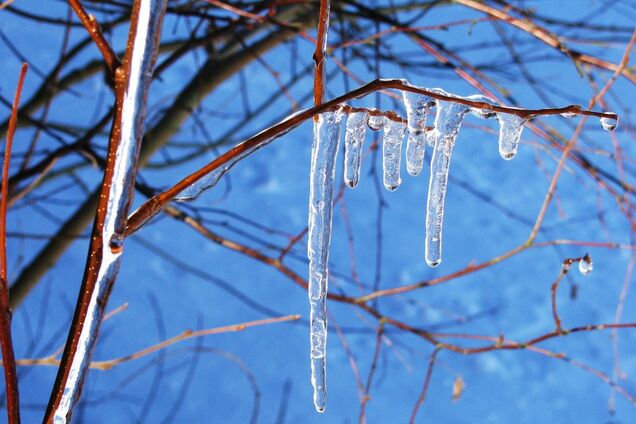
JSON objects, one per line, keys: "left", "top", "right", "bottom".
{"left": 409, "top": 348, "right": 440, "bottom": 424}
{"left": 0, "top": 62, "right": 27, "bottom": 424}
{"left": 68, "top": 0, "right": 121, "bottom": 75}
{"left": 313, "top": 0, "right": 330, "bottom": 108}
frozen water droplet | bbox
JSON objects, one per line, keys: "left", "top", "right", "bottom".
{"left": 382, "top": 117, "right": 406, "bottom": 191}
{"left": 578, "top": 254, "right": 593, "bottom": 276}
{"left": 467, "top": 94, "right": 498, "bottom": 119}
{"left": 600, "top": 115, "right": 618, "bottom": 132}
{"left": 344, "top": 111, "right": 368, "bottom": 188}
{"left": 109, "top": 234, "right": 124, "bottom": 254}
{"left": 402, "top": 91, "right": 433, "bottom": 176}
{"left": 367, "top": 114, "right": 384, "bottom": 131}
{"left": 497, "top": 113, "right": 526, "bottom": 160}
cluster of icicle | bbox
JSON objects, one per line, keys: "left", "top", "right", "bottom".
{"left": 306, "top": 84, "right": 617, "bottom": 412}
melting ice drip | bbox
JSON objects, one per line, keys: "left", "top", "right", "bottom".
{"left": 306, "top": 85, "right": 617, "bottom": 411}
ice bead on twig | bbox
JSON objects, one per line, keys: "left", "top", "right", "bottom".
{"left": 496, "top": 112, "right": 527, "bottom": 160}
{"left": 382, "top": 117, "right": 406, "bottom": 191}
{"left": 467, "top": 94, "right": 498, "bottom": 119}
{"left": 367, "top": 114, "right": 384, "bottom": 131}
{"left": 425, "top": 96, "right": 470, "bottom": 267}
{"left": 344, "top": 111, "right": 368, "bottom": 188}
{"left": 600, "top": 115, "right": 618, "bottom": 132}
{"left": 307, "top": 111, "right": 342, "bottom": 413}
{"left": 402, "top": 91, "right": 433, "bottom": 176}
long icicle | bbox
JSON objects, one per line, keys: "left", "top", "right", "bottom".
{"left": 310, "top": 0, "right": 333, "bottom": 413}
{"left": 308, "top": 111, "right": 342, "bottom": 412}
{"left": 425, "top": 97, "right": 470, "bottom": 267}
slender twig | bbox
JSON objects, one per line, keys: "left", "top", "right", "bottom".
{"left": 313, "top": 0, "right": 330, "bottom": 109}
{"left": 527, "top": 28, "right": 636, "bottom": 243}
{"left": 0, "top": 62, "right": 27, "bottom": 424}
{"left": 456, "top": 0, "right": 636, "bottom": 84}
{"left": 409, "top": 348, "right": 440, "bottom": 424}
{"left": 359, "top": 321, "right": 385, "bottom": 424}
{"left": 68, "top": 0, "right": 121, "bottom": 75}
{"left": 550, "top": 255, "right": 588, "bottom": 334}
{"left": 16, "top": 315, "right": 300, "bottom": 370}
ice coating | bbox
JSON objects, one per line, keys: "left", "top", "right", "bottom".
{"left": 402, "top": 91, "right": 433, "bottom": 176}
{"left": 49, "top": 1, "right": 169, "bottom": 422}
{"left": 425, "top": 97, "right": 470, "bottom": 267}
{"left": 467, "top": 94, "right": 498, "bottom": 119}
{"left": 307, "top": 111, "right": 342, "bottom": 413}
{"left": 174, "top": 150, "right": 250, "bottom": 201}
{"left": 344, "top": 111, "right": 368, "bottom": 188}
{"left": 382, "top": 117, "right": 406, "bottom": 191}
{"left": 497, "top": 112, "right": 527, "bottom": 160}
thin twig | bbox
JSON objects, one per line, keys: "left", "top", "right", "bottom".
{"left": 68, "top": 0, "right": 121, "bottom": 75}
{"left": 0, "top": 62, "right": 27, "bottom": 424}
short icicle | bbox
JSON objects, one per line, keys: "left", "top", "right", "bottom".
{"left": 496, "top": 112, "right": 527, "bottom": 160}
{"left": 382, "top": 117, "right": 407, "bottom": 191}
{"left": 402, "top": 91, "right": 433, "bottom": 176}
{"left": 343, "top": 111, "right": 368, "bottom": 188}
{"left": 308, "top": 111, "right": 342, "bottom": 413}
{"left": 425, "top": 96, "right": 470, "bottom": 267}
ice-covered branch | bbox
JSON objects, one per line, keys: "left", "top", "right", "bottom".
{"left": 43, "top": 1, "right": 168, "bottom": 422}
{"left": 125, "top": 78, "right": 616, "bottom": 236}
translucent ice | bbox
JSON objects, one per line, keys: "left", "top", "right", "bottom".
{"left": 402, "top": 91, "right": 433, "bottom": 176}
{"left": 343, "top": 111, "right": 368, "bottom": 188}
{"left": 425, "top": 96, "right": 470, "bottom": 267}
{"left": 496, "top": 112, "right": 527, "bottom": 160}
{"left": 307, "top": 111, "right": 342, "bottom": 413}
{"left": 382, "top": 117, "right": 406, "bottom": 191}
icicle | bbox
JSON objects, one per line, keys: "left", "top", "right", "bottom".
{"left": 578, "top": 254, "right": 593, "bottom": 275}
{"left": 308, "top": 111, "right": 342, "bottom": 413}
{"left": 344, "top": 111, "right": 368, "bottom": 188}
{"left": 367, "top": 114, "right": 384, "bottom": 131}
{"left": 425, "top": 97, "right": 470, "bottom": 267}
{"left": 382, "top": 117, "right": 406, "bottom": 191}
{"left": 600, "top": 115, "right": 618, "bottom": 132}
{"left": 496, "top": 113, "right": 527, "bottom": 160}
{"left": 402, "top": 91, "right": 433, "bottom": 176}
